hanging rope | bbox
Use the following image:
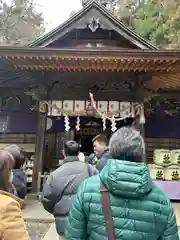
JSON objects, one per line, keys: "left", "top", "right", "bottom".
{"left": 40, "top": 92, "right": 145, "bottom": 124}
{"left": 89, "top": 91, "right": 143, "bottom": 122}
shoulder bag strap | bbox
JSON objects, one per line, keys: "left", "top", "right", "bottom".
{"left": 100, "top": 182, "right": 116, "bottom": 240}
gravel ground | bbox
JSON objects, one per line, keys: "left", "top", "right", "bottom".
{"left": 25, "top": 222, "right": 51, "bottom": 240}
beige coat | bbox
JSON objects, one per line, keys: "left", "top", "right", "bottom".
{"left": 0, "top": 191, "right": 29, "bottom": 240}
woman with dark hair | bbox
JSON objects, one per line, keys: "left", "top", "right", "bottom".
{"left": 4, "top": 145, "right": 27, "bottom": 199}
{"left": 65, "top": 127, "right": 179, "bottom": 240}
{"left": 0, "top": 150, "right": 29, "bottom": 239}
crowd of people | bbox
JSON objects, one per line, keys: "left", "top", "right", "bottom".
{"left": 42, "top": 127, "right": 179, "bottom": 240}
{"left": 0, "top": 145, "right": 29, "bottom": 239}
{"left": 0, "top": 127, "right": 179, "bottom": 239}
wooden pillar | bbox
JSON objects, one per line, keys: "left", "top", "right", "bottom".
{"left": 140, "top": 122, "right": 145, "bottom": 138}
{"left": 131, "top": 74, "right": 145, "bottom": 137}
{"left": 135, "top": 115, "right": 145, "bottom": 137}
{"left": 32, "top": 101, "right": 47, "bottom": 194}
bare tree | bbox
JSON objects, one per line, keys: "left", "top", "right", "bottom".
{"left": 69, "top": 10, "right": 77, "bottom": 18}
{"left": 0, "top": 0, "right": 45, "bottom": 45}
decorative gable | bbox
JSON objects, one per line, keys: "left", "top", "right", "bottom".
{"left": 30, "top": 0, "right": 157, "bottom": 50}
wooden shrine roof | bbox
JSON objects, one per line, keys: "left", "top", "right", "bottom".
{"left": 1, "top": 47, "right": 180, "bottom": 71}
{"left": 1, "top": 46, "right": 180, "bottom": 91}
{"left": 30, "top": 0, "right": 157, "bottom": 49}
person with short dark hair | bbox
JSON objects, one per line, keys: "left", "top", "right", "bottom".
{"left": 64, "top": 127, "right": 179, "bottom": 240}
{"left": 4, "top": 145, "right": 27, "bottom": 199}
{"left": 41, "top": 140, "right": 98, "bottom": 238}
{"left": 0, "top": 150, "right": 29, "bottom": 240}
{"left": 88, "top": 134, "right": 110, "bottom": 171}
{"left": 4, "top": 145, "right": 26, "bottom": 169}
{"left": 63, "top": 140, "right": 80, "bottom": 156}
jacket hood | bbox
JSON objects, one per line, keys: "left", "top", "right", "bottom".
{"left": 100, "top": 159, "right": 152, "bottom": 198}
{"left": 64, "top": 156, "right": 80, "bottom": 163}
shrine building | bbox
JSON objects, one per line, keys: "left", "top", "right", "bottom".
{"left": 0, "top": 0, "right": 179, "bottom": 196}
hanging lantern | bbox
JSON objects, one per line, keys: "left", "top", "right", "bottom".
{"left": 102, "top": 113, "right": 106, "bottom": 131}
{"left": 75, "top": 116, "right": 80, "bottom": 131}
{"left": 111, "top": 115, "right": 117, "bottom": 132}
{"left": 139, "top": 105, "right": 145, "bottom": 124}
{"left": 64, "top": 115, "right": 70, "bottom": 131}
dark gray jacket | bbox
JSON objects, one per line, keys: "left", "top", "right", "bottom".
{"left": 96, "top": 150, "right": 111, "bottom": 172}
{"left": 41, "top": 156, "right": 98, "bottom": 234}
{"left": 12, "top": 169, "right": 27, "bottom": 199}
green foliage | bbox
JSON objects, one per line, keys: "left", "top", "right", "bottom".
{"left": 131, "top": 0, "right": 180, "bottom": 48}
{"left": 131, "top": 0, "right": 169, "bottom": 47}
{"left": 166, "top": 3, "right": 180, "bottom": 48}
{"left": 80, "top": 0, "right": 180, "bottom": 48}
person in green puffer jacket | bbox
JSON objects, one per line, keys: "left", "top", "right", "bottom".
{"left": 64, "top": 127, "right": 179, "bottom": 240}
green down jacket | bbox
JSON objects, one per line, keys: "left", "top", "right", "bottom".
{"left": 64, "top": 159, "right": 179, "bottom": 240}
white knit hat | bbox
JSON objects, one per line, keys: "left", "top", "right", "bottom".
{"left": 109, "top": 127, "right": 145, "bottom": 161}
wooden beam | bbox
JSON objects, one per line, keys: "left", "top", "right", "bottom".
{"left": 0, "top": 46, "right": 180, "bottom": 58}
{"left": 131, "top": 74, "right": 146, "bottom": 137}
{"left": 32, "top": 101, "right": 47, "bottom": 194}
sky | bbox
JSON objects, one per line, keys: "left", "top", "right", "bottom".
{"left": 36, "top": 0, "right": 82, "bottom": 33}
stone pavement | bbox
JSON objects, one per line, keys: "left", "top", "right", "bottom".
{"left": 173, "top": 202, "right": 180, "bottom": 226}
{"left": 22, "top": 198, "right": 59, "bottom": 239}
{"left": 22, "top": 198, "right": 180, "bottom": 239}
{"left": 23, "top": 199, "right": 54, "bottom": 222}
{"left": 43, "top": 224, "right": 59, "bottom": 240}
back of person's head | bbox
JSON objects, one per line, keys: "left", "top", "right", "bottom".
{"left": 63, "top": 140, "right": 80, "bottom": 157}
{"left": 109, "top": 127, "right": 145, "bottom": 162}
{"left": 0, "top": 150, "right": 14, "bottom": 192}
{"left": 4, "top": 145, "right": 26, "bottom": 169}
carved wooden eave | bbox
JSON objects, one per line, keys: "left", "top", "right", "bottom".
{"left": 0, "top": 46, "right": 180, "bottom": 92}
{"left": 29, "top": 0, "right": 157, "bottom": 50}
{"left": 1, "top": 47, "right": 180, "bottom": 72}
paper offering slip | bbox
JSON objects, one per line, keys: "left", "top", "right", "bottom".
{"left": 109, "top": 101, "right": 119, "bottom": 116}
{"left": 74, "top": 101, "right": 85, "bottom": 112}
{"left": 97, "top": 101, "right": 108, "bottom": 112}
{"left": 120, "top": 102, "right": 131, "bottom": 118}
